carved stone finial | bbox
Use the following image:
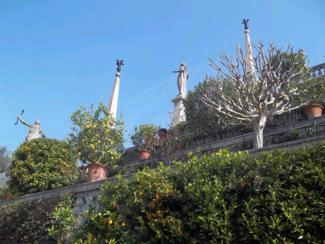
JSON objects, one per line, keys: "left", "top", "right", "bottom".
{"left": 116, "top": 59, "right": 124, "bottom": 73}
{"left": 242, "top": 19, "right": 249, "bottom": 30}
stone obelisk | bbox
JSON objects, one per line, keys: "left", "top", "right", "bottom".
{"left": 242, "top": 19, "right": 256, "bottom": 77}
{"left": 108, "top": 60, "right": 124, "bottom": 120}
{"left": 171, "top": 63, "right": 188, "bottom": 127}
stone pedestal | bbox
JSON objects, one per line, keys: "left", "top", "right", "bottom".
{"left": 171, "top": 95, "right": 186, "bottom": 127}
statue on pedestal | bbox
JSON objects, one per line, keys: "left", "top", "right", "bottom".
{"left": 173, "top": 63, "right": 188, "bottom": 98}
{"left": 15, "top": 110, "right": 46, "bottom": 141}
{"left": 171, "top": 63, "right": 188, "bottom": 126}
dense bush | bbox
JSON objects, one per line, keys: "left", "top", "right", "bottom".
{"left": 0, "top": 198, "right": 61, "bottom": 243}
{"left": 130, "top": 124, "right": 159, "bottom": 152}
{"left": 74, "top": 143, "right": 325, "bottom": 243}
{"left": 300, "top": 76, "right": 325, "bottom": 105}
{"left": 185, "top": 80, "right": 248, "bottom": 138}
{"left": 9, "top": 138, "right": 80, "bottom": 194}
{"left": 70, "top": 103, "right": 124, "bottom": 166}
{"left": 48, "top": 194, "right": 77, "bottom": 242}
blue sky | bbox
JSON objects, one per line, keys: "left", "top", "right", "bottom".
{"left": 0, "top": 0, "right": 324, "bottom": 151}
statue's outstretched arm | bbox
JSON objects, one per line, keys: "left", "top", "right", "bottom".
{"left": 17, "top": 115, "right": 31, "bottom": 127}
{"left": 40, "top": 130, "right": 46, "bottom": 138}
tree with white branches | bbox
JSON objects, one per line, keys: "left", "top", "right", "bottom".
{"left": 201, "top": 44, "right": 308, "bottom": 148}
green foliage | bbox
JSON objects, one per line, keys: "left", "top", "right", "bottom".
{"left": 300, "top": 76, "right": 325, "bottom": 104}
{"left": 0, "top": 198, "right": 61, "bottom": 243}
{"left": 269, "top": 49, "right": 309, "bottom": 82}
{"left": 130, "top": 124, "right": 158, "bottom": 151}
{"left": 48, "top": 194, "right": 76, "bottom": 242}
{"left": 9, "top": 138, "right": 80, "bottom": 194}
{"left": 185, "top": 51, "right": 311, "bottom": 141}
{"left": 185, "top": 79, "right": 248, "bottom": 138}
{"left": 70, "top": 103, "right": 124, "bottom": 165}
{"left": 76, "top": 143, "right": 325, "bottom": 243}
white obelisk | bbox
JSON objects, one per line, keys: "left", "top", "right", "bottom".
{"left": 108, "top": 60, "right": 124, "bottom": 120}
{"left": 242, "top": 19, "right": 256, "bottom": 78}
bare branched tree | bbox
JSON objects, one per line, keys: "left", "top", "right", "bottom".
{"left": 0, "top": 146, "right": 11, "bottom": 174}
{"left": 202, "top": 44, "right": 308, "bottom": 148}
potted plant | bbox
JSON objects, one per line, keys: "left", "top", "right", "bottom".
{"left": 70, "top": 103, "right": 124, "bottom": 182}
{"left": 301, "top": 77, "right": 325, "bottom": 119}
{"left": 158, "top": 128, "right": 168, "bottom": 141}
{"left": 131, "top": 124, "right": 158, "bottom": 160}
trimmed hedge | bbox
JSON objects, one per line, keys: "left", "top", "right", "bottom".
{"left": 76, "top": 143, "right": 325, "bottom": 243}
{"left": 0, "top": 198, "right": 60, "bottom": 243}
{"left": 9, "top": 138, "right": 80, "bottom": 194}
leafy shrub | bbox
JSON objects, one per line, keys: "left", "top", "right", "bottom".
{"left": 48, "top": 194, "right": 76, "bottom": 242}
{"left": 300, "top": 76, "right": 325, "bottom": 104}
{"left": 70, "top": 103, "right": 124, "bottom": 166}
{"left": 9, "top": 138, "right": 80, "bottom": 194}
{"left": 185, "top": 79, "right": 248, "bottom": 138}
{"left": 76, "top": 143, "right": 325, "bottom": 243}
{"left": 0, "top": 198, "right": 61, "bottom": 243}
{"left": 0, "top": 186, "right": 15, "bottom": 201}
{"left": 130, "top": 124, "right": 158, "bottom": 152}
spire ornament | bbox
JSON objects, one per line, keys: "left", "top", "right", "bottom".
{"left": 116, "top": 59, "right": 124, "bottom": 73}
{"left": 242, "top": 18, "right": 249, "bottom": 30}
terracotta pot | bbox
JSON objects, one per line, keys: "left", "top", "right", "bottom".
{"left": 87, "top": 163, "right": 108, "bottom": 182}
{"left": 138, "top": 150, "right": 151, "bottom": 160}
{"left": 303, "top": 104, "right": 324, "bottom": 119}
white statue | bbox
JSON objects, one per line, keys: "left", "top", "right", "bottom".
{"left": 16, "top": 110, "right": 46, "bottom": 141}
{"left": 173, "top": 63, "right": 188, "bottom": 98}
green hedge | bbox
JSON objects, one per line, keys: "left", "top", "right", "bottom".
{"left": 76, "top": 143, "right": 325, "bottom": 243}
{"left": 9, "top": 138, "right": 80, "bottom": 194}
{"left": 0, "top": 198, "right": 60, "bottom": 243}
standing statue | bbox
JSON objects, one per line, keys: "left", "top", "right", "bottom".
{"left": 15, "top": 110, "right": 46, "bottom": 141}
{"left": 173, "top": 63, "right": 189, "bottom": 98}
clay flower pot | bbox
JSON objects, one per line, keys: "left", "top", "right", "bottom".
{"left": 303, "top": 104, "right": 324, "bottom": 119}
{"left": 138, "top": 150, "right": 151, "bottom": 160}
{"left": 87, "top": 163, "right": 108, "bottom": 182}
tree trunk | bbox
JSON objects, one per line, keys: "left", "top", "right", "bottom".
{"left": 253, "top": 114, "right": 267, "bottom": 149}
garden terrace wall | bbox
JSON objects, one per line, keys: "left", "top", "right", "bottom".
{"left": 1, "top": 116, "right": 324, "bottom": 208}
{"left": 174, "top": 115, "right": 325, "bottom": 154}
{"left": 1, "top": 135, "right": 324, "bottom": 209}
{"left": 120, "top": 115, "right": 325, "bottom": 164}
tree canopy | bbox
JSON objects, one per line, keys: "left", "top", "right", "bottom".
{"left": 202, "top": 44, "right": 309, "bottom": 148}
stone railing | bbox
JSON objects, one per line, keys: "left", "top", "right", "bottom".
{"left": 121, "top": 115, "right": 325, "bottom": 165}
{"left": 311, "top": 63, "right": 325, "bottom": 77}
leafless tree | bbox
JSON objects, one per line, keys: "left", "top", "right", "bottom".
{"left": 0, "top": 146, "right": 11, "bottom": 174}
{"left": 201, "top": 44, "right": 307, "bottom": 148}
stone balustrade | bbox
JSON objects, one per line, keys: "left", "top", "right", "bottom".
{"left": 311, "top": 63, "right": 325, "bottom": 77}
